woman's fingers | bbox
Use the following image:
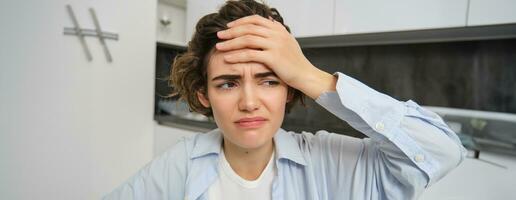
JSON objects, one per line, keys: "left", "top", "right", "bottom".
{"left": 222, "top": 49, "right": 268, "bottom": 64}
{"left": 217, "top": 24, "right": 271, "bottom": 39}
{"left": 216, "top": 35, "right": 271, "bottom": 51}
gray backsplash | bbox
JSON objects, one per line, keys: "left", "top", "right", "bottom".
{"left": 155, "top": 39, "right": 516, "bottom": 140}
{"left": 282, "top": 39, "right": 516, "bottom": 136}
{"left": 304, "top": 39, "right": 516, "bottom": 113}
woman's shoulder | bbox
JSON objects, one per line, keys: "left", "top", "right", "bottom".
{"left": 160, "top": 129, "right": 219, "bottom": 157}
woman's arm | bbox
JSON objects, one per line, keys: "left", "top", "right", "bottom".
{"left": 311, "top": 73, "right": 466, "bottom": 198}
{"left": 218, "top": 14, "right": 467, "bottom": 198}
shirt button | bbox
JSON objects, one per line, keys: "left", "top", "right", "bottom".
{"left": 414, "top": 154, "right": 425, "bottom": 163}
{"left": 375, "top": 122, "right": 385, "bottom": 132}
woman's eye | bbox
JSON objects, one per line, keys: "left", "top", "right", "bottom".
{"left": 217, "top": 82, "right": 236, "bottom": 89}
{"left": 263, "top": 80, "right": 279, "bottom": 86}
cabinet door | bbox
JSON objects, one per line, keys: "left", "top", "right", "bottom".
{"left": 334, "top": 0, "right": 468, "bottom": 34}
{"left": 468, "top": 0, "right": 516, "bottom": 26}
{"left": 185, "top": 0, "right": 224, "bottom": 41}
{"left": 266, "top": 0, "right": 334, "bottom": 37}
{"left": 157, "top": 1, "right": 186, "bottom": 46}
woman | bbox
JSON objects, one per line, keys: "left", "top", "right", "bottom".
{"left": 104, "top": 0, "right": 466, "bottom": 199}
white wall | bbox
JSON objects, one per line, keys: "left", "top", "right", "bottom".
{"left": 0, "top": 0, "right": 156, "bottom": 199}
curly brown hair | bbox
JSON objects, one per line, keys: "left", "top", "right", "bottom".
{"left": 170, "top": 0, "right": 304, "bottom": 117}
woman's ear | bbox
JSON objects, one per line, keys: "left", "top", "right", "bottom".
{"left": 286, "top": 88, "right": 294, "bottom": 103}
{"left": 197, "top": 91, "right": 210, "bottom": 108}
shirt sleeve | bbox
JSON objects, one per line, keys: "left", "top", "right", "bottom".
{"left": 313, "top": 72, "right": 467, "bottom": 198}
{"left": 101, "top": 137, "right": 191, "bottom": 200}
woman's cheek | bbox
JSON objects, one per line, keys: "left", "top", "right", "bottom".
{"left": 263, "top": 88, "right": 288, "bottom": 108}
{"left": 210, "top": 90, "right": 239, "bottom": 111}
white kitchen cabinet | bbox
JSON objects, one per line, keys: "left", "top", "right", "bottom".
{"left": 157, "top": 1, "right": 187, "bottom": 46}
{"left": 467, "top": 0, "right": 516, "bottom": 26}
{"left": 185, "top": 0, "right": 333, "bottom": 39}
{"left": 185, "top": 0, "right": 225, "bottom": 42}
{"left": 0, "top": 0, "right": 156, "bottom": 199}
{"left": 334, "top": 0, "right": 469, "bottom": 34}
{"left": 266, "top": 0, "right": 334, "bottom": 37}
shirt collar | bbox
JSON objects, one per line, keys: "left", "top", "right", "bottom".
{"left": 274, "top": 128, "right": 307, "bottom": 166}
{"left": 190, "top": 128, "right": 223, "bottom": 159}
{"left": 189, "top": 128, "right": 307, "bottom": 166}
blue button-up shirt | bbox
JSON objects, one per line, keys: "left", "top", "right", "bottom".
{"left": 103, "top": 72, "right": 466, "bottom": 200}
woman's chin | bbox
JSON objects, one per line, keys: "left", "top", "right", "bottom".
{"left": 235, "top": 137, "right": 268, "bottom": 150}
{"left": 232, "top": 132, "right": 272, "bottom": 150}
{"left": 221, "top": 125, "right": 277, "bottom": 150}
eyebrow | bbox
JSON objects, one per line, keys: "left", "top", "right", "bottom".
{"left": 211, "top": 71, "right": 277, "bottom": 81}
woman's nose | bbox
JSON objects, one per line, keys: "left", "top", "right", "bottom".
{"left": 238, "top": 84, "right": 259, "bottom": 112}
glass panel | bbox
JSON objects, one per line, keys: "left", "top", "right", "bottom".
{"left": 428, "top": 106, "right": 516, "bottom": 156}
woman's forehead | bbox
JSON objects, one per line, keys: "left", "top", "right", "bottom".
{"left": 207, "top": 50, "right": 270, "bottom": 77}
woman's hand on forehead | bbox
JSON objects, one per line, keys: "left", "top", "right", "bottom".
{"left": 215, "top": 14, "right": 336, "bottom": 99}
{"left": 215, "top": 14, "right": 306, "bottom": 86}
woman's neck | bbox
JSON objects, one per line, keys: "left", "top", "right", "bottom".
{"left": 222, "top": 139, "right": 274, "bottom": 181}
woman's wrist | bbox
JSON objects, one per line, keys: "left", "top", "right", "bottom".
{"left": 291, "top": 65, "right": 337, "bottom": 99}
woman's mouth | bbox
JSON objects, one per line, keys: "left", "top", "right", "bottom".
{"left": 234, "top": 117, "right": 267, "bottom": 128}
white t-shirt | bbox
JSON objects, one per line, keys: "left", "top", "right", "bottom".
{"left": 207, "top": 150, "right": 276, "bottom": 200}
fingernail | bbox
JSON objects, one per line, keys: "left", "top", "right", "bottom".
{"left": 227, "top": 22, "right": 234, "bottom": 27}
{"left": 217, "top": 31, "right": 224, "bottom": 38}
{"left": 216, "top": 42, "right": 224, "bottom": 49}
